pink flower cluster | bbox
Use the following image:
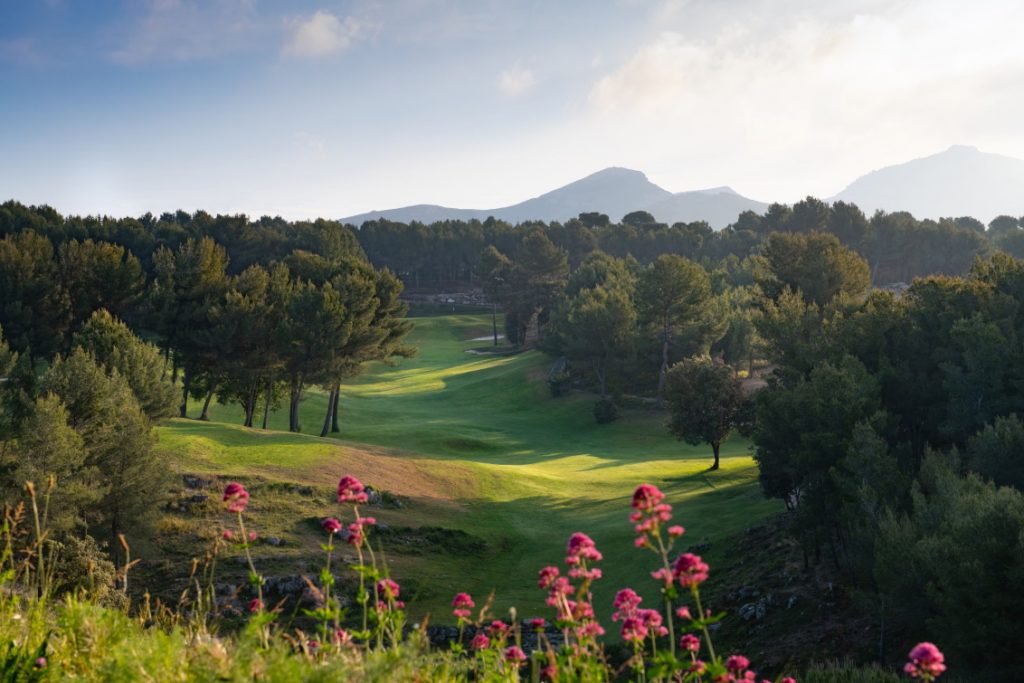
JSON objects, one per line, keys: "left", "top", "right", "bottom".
{"left": 672, "top": 552, "right": 710, "bottom": 588}
{"left": 905, "top": 642, "right": 946, "bottom": 680}
{"left": 611, "top": 588, "right": 666, "bottom": 644}
{"left": 345, "top": 516, "right": 376, "bottom": 546}
{"left": 565, "top": 532, "right": 603, "bottom": 579}
{"left": 538, "top": 533, "right": 605, "bottom": 639}
{"left": 375, "top": 578, "right": 404, "bottom": 609}
{"left": 223, "top": 482, "right": 250, "bottom": 513}
{"left": 320, "top": 517, "right": 342, "bottom": 535}
{"left": 630, "top": 484, "right": 678, "bottom": 548}
{"left": 451, "top": 592, "right": 474, "bottom": 620}
{"left": 337, "top": 475, "right": 369, "bottom": 504}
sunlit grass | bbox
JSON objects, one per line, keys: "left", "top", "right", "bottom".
{"left": 163, "top": 314, "right": 780, "bottom": 619}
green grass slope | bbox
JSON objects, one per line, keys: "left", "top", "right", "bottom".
{"left": 157, "top": 314, "right": 779, "bottom": 622}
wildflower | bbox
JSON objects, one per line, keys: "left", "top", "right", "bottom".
{"left": 503, "top": 645, "right": 527, "bottom": 664}
{"left": 333, "top": 628, "right": 352, "bottom": 645}
{"left": 650, "top": 567, "right": 673, "bottom": 585}
{"left": 337, "top": 475, "right": 369, "bottom": 503}
{"left": 222, "top": 529, "right": 233, "bottom": 540}
{"left": 611, "top": 588, "right": 643, "bottom": 620}
{"left": 247, "top": 531, "right": 257, "bottom": 542}
{"left": 620, "top": 616, "right": 648, "bottom": 643}
{"left": 638, "top": 608, "right": 668, "bottom": 637}
{"left": 676, "top": 606, "right": 692, "bottom": 620}
{"left": 781, "top": 678, "right": 797, "bottom": 683}
{"left": 452, "top": 592, "right": 475, "bottom": 619}
{"left": 307, "top": 639, "right": 320, "bottom": 651}
{"left": 689, "top": 660, "right": 707, "bottom": 675}
{"left": 538, "top": 566, "right": 560, "bottom": 588}
{"left": 632, "top": 484, "right": 665, "bottom": 510}
{"left": 565, "top": 532, "right": 603, "bottom": 565}
{"left": 529, "top": 617, "right": 546, "bottom": 630}
{"left": 726, "top": 655, "right": 751, "bottom": 674}
{"left": 668, "top": 525, "right": 685, "bottom": 537}
{"left": 471, "top": 633, "right": 490, "bottom": 650}
{"left": 487, "top": 619, "right": 509, "bottom": 636}
{"left": 577, "top": 621, "right": 606, "bottom": 638}
{"left": 34, "top": 657, "right": 46, "bottom": 669}
{"left": 223, "top": 482, "right": 249, "bottom": 513}
{"left": 673, "top": 553, "right": 710, "bottom": 587}
{"left": 248, "top": 598, "right": 263, "bottom": 612}
{"left": 905, "top": 642, "right": 946, "bottom": 680}
{"left": 321, "top": 518, "right": 342, "bottom": 534}
{"left": 376, "top": 578, "right": 401, "bottom": 602}
{"left": 680, "top": 633, "right": 700, "bottom": 652}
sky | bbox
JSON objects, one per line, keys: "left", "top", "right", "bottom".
{"left": 2, "top": 0, "right": 1024, "bottom": 219}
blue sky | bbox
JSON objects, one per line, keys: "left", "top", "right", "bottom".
{"left": 2, "top": 0, "right": 1023, "bottom": 219}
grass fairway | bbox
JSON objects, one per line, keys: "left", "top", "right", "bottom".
{"left": 158, "top": 314, "right": 779, "bottom": 622}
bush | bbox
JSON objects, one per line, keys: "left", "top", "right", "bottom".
{"left": 593, "top": 397, "right": 618, "bottom": 424}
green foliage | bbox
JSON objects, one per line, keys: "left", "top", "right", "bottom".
{"left": 966, "top": 414, "right": 1024, "bottom": 489}
{"left": 759, "top": 232, "right": 871, "bottom": 307}
{"left": 72, "top": 310, "right": 178, "bottom": 420}
{"left": 875, "top": 453, "right": 1024, "bottom": 667}
{"left": 664, "top": 357, "right": 745, "bottom": 469}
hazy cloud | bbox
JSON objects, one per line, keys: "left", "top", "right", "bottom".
{"left": 499, "top": 65, "right": 536, "bottom": 96}
{"left": 282, "top": 11, "right": 361, "bottom": 58}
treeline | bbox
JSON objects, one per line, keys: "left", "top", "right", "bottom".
{"left": 749, "top": 249, "right": 1024, "bottom": 672}
{"left": 357, "top": 201, "right": 1024, "bottom": 289}
{"left": 0, "top": 203, "right": 414, "bottom": 574}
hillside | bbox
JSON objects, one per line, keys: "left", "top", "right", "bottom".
{"left": 833, "top": 145, "right": 1024, "bottom": 222}
{"left": 152, "top": 314, "right": 779, "bottom": 620}
{"left": 342, "top": 168, "right": 766, "bottom": 229}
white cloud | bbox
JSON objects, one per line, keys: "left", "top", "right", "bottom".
{"left": 499, "top": 65, "right": 537, "bottom": 96}
{"left": 579, "top": 0, "right": 1024, "bottom": 200}
{"left": 282, "top": 11, "right": 361, "bottom": 59}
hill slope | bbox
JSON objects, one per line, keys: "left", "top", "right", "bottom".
{"left": 158, "top": 314, "right": 778, "bottom": 619}
{"left": 342, "top": 168, "right": 766, "bottom": 228}
{"left": 833, "top": 145, "right": 1024, "bottom": 222}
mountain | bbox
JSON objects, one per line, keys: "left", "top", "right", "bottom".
{"left": 645, "top": 186, "right": 768, "bottom": 227}
{"left": 833, "top": 145, "right": 1024, "bottom": 223}
{"left": 342, "top": 168, "right": 764, "bottom": 229}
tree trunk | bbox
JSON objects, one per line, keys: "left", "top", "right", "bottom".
{"left": 243, "top": 381, "right": 257, "bottom": 427}
{"left": 492, "top": 303, "right": 499, "bottom": 346}
{"left": 320, "top": 387, "right": 337, "bottom": 437}
{"left": 656, "top": 328, "right": 670, "bottom": 408}
{"left": 179, "top": 367, "right": 192, "bottom": 418}
{"left": 262, "top": 376, "right": 272, "bottom": 430}
{"left": 160, "top": 347, "right": 170, "bottom": 381}
{"left": 331, "top": 383, "right": 341, "bottom": 433}
{"left": 288, "top": 377, "right": 303, "bottom": 433}
{"left": 711, "top": 441, "right": 720, "bottom": 470}
{"left": 199, "top": 379, "right": 217, "bottom": 421}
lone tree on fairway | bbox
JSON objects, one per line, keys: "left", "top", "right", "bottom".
{"left": 664, "top": 356, "right": 745, "bottom": 470}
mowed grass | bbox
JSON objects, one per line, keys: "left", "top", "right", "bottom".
{"left": 158, "top": 314, "right": 780, "bottom": 621}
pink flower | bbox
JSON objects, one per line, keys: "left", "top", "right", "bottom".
{"left": 222, "top": 529, "right": 233, "bottom": 540}
{"left": 565, "top": 532, "right": 603, "bottom": 565}
{"left": 337, "top": 475, "right": 369, "bottom": 504}
{"left": 689, "top": 660, "right": 706, "bottom": 675}
{"left": 620, "top": 616, "right": 648, "bottom": 643}
{"left": 673, "top": 553, "right": 709, "bottom": 587}
{"left": 503, "top": 646, "right": 527, "bottom": 664}
{"left": 452, "top": 592, "right": 474, "bottom": 619}
{"left": 530, "top": 617, "right": 546, "bottom": 630}
{"left": 223, "top": 482, "right": 249, "bottom": 513}
{"left": 612, "top": 588, "right": 643, "bottom": 619}
{"left": 333, "top": 628, "right": 351, "bottom": 645}
{"left": 638, "top": 608, "right": 668, "bottom": 636}
{"left": 307, "top": 639, "right": 320, "bottom": 651}
{"left": 632, "top": 484, "right": 665, "bottom": 510}
{"left": 651, "top": 567, "right": 673, "bottom": 585}
{"left": 248, "top": 598, "right": 263, "bottom": 612}
{"left": 905, "top": 642, "right": 946, "bottom": 680}
{"left": 470, "top": 633, "right": 490, "bottom": 650}
{"left": 680, "top": 634, "right": 701, "bottom": 652}
{"left": 321, "top": 518, "right": 342, "bottom": 534}
{"left": 247, "top": 531, "right": 257, "bottom": 542}
{"left": 487, "top": 620, "right": 509, "bottom": 636}
{"left": 538, "top": 566, "right": 560, "bottom": 588}
{"left": 781, "top": 678, "right": 797, "bottom": 683}
{"left": 668, "top": 525, "right": 685, "bottom": 537}
{"left": 33, "top": 657, "right": 46, "bottom": 669}
{"left": 576, "top": 621, "right": 605, "bottom": 638}
{"left": 676, "top": 606, "right": 692, "bottom": 620}
{"left": 375, "top": 578, "right": 404, "bottom": 608}
{"left": 726, "top": 655, "right": 751, "bottom": 674}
